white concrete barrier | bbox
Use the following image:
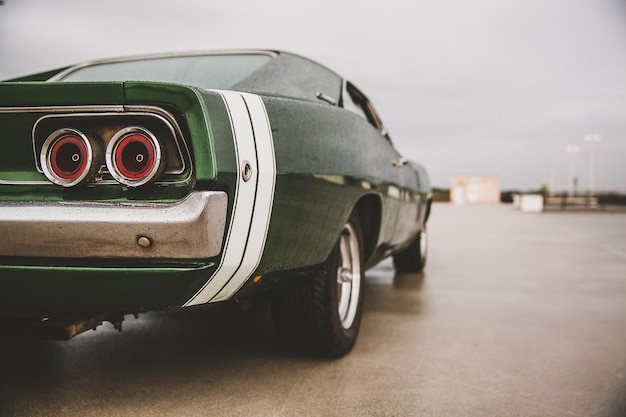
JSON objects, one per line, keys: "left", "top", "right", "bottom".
{"left": 520, "top": 194, "right": 544, "bottom": 213}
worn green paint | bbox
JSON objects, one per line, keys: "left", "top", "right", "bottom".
{"left": 0, "top": 78, "right": 430, "bottom": 314}
{"left": 0, "top": 262, "right": 217, "bottom": 313}
{"left": 0, "top": 82, "right": 227, "bottom": 313}
{"left": 251, "top": 95, "right": 427, "bottom": 277}
{"left": 0, "top": 82, "right": 125, "bottom": 106}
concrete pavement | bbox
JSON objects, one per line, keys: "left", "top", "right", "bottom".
{"left": 1, "top": 203, "right": 625, "bottom": 416}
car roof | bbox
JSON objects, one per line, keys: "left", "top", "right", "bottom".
{"left": 51, "top": 49, "right": 344, "bottom": 103}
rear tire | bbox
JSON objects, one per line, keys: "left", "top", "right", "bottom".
{"left": 393, "top": 227, "right": 427, "bottom": 273}
{"left": 271, "top": 211, "right": 365, "bottom": 358}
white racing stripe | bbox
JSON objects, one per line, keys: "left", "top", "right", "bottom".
{"left": 184, "top": 91, "right": 276, "bottom": 306}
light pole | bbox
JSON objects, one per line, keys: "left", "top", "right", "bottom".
{"left": 584, "top": 134, "right": 601, "bottom": 196}
{"left": 565, "top": 145, "right": 580, "bottom": 196}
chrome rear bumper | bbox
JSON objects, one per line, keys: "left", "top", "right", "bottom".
{"left": 0, "top": 191, "right": 227, "bottom": 260}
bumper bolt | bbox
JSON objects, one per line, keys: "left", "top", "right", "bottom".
{"left": 137, "top": 236, "right": 152, "bottom": 248}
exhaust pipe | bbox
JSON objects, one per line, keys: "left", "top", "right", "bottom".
{"left": 35, "top": 312, "right": 125, "bottom": 341}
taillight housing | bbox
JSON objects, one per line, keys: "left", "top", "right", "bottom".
{"left": 40, "top": 128, "right": 103, "bottom": 187}
{"left": 33, "top": 109, "right": 189, "bottom": 188}
{"left": 106, "top": 127, "right": 165, "bottom": 187}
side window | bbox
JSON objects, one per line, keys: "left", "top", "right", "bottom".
{"left": 342, "top": 85, "right": 369, "bottom": 121}
{"left": 341, "top": 81, "right": 389, "bottom": 139}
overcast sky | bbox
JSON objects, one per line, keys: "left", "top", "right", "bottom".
{"left": 1, "top": 0, "right": 625, "bottom": 191}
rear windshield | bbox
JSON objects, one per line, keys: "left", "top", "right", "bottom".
{"left": 57, "top": 54, "right": 273, "bottom": 89}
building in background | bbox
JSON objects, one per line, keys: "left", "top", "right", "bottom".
{"left": 451, "top": 175, "right": 500, "bottom": 205}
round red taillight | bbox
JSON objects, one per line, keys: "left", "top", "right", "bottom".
{"left": 40, "top": 129, "right": 102, "bottom": 187}
{"left": 106, "top": 127, "right": 164, "bottom": 187}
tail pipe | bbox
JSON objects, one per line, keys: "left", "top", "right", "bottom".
{"left": 34, "top": 312, "right": 128, "bottom": 341}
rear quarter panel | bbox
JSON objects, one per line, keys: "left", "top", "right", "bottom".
{"left": 254, "top": 95, "right": 423, "bottom": 275}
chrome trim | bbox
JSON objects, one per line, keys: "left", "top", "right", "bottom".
{"left": 392, "top": 157, "right": 408, "bottom": 167}
{"left": 0, "top": 105, "right": 191, "bottom": 186}
{"left": 316, "top": 91, "right": 337, "bottom": 106}
{"left": 0, "top": 179, "right": 50, "bottom": 185}
{"left": 40, "top": 128, "right": 103, "bottom": 187}
{"left": 0, "top": 105, "right": 125, "bottom": 113}
{"left": 106, "top": 126, "right": 164, "bottom": 187}
{"left": 48, "top": 50, "right": 279, "bottom": 81}
{"left": 241, "top": 160, "right": 252, "bottom": 182}
{"left": 125, "top": 105, "right": 189, "bottom": 176}
{"left": 31, "top": 107, "right": 188, "bottom": 176}
{"left": 0, "top": 191, "right": 228, "bottom": 260}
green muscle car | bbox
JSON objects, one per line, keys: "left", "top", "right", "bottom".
{"left": 0, "top": 50, "right": 431, "bottom": 357}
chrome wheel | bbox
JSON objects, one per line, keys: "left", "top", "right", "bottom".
{"left": 271, "top": 210, "right": 365, "bottom": 357}
{"left": 337, "top": 222, "right": 362, "bottom": 329}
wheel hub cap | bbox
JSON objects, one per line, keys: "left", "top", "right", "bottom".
{"left": 338, "top": 267, "right": 353, "bottom": 283}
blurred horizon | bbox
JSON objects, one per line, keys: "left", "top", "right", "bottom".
{"left": 1, "top": 0, "right": 625, "bottom": 191}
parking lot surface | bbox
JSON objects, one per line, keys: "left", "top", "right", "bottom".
{"left": 1, "top": 203, "right": 625, "bottom": 416}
